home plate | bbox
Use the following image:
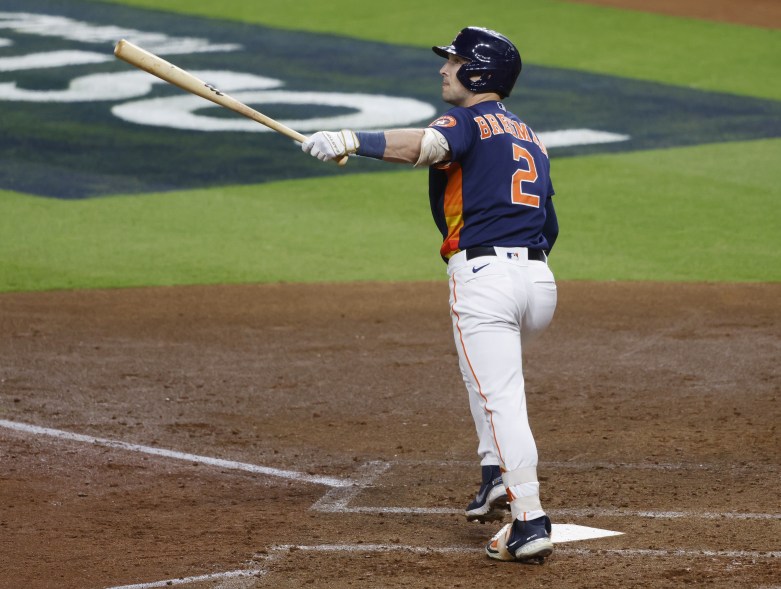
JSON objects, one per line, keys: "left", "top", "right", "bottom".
{"left": 552, "top": 524, "right": 623, "bottom": 543}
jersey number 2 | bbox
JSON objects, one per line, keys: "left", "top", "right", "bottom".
{"left": 511, "top": 144, "right": 540, "bottom": 208}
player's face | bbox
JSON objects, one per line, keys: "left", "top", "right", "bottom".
{"left": 440, "top": 54, "right": 473, "bottom": 106}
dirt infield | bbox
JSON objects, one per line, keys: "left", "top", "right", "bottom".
{"left": 1, "top": 281, "right": 778, "bottom": 588}
{"left": 2, "top": 1, "right": 778, "bottom": 586}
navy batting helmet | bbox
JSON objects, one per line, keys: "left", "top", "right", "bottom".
{"left": 433, "top": 27, "right": 522, "bottom": 98}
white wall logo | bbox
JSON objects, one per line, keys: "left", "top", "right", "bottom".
{"left": 0, "top": 11, "right": 630, "bottom": 146}
{"left": 0, "top": 6, "right": 667, "bottom": 198}
{"left": 0, "top": 12, "right": 438, "bottom": 132}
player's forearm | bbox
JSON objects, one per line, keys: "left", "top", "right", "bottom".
{"left": 301, "top": 128, "right": 446, "bottom": 165}
{"left": 380, "top": 129, "right": 425, "bottom": 164}
{"left": 358, "top": 129, "right": 450, "bottom": 166}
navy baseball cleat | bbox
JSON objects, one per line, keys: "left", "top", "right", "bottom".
{"left": 465, "top": 465, "right": 509, "bottom": 523}
{"left": 486, "top": 515, "right": 554, "bottom": 563}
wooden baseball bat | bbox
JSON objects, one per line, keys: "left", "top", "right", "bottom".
{"left": 113, "top": 39, "right": 347, "bottom": 166}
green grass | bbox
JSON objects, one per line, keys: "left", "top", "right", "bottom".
{"left": 95, "top": 0, "right": 781, "bottom": 101}
{"left": 1, "top": 1, "right": 778, "bottom": 291}
{"left": 552, "top": 139, "right": 781, "bottom": 281}
{"left": 2, "top": 139, "right": 778, "bottom": 292}
{"left": 0, "top": 172, "right": 441, "bottom": 292}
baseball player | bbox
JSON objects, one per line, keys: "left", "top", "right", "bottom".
{"left": 302, "top": 26, "right": 559, "bottom": 563}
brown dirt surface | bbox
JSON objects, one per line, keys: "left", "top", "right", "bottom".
{"left": 1, "top": 281, "right": 779, "bottom": 588}
{"left": 567, "top": 0, "right": 781, "bottom": 28}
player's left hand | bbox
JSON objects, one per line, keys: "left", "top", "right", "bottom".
{"left": 302, "top": 130, "right": 359, "bottom": 161}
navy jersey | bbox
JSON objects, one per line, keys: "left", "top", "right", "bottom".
{"left": 428, "top": 101, "right": 555, "bottom": 260}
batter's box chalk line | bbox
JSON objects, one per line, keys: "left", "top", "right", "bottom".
{"left": 101, "top": 543, "right": 781, "bottom": 589}
{"left": 0, "top": 418, "right": 355, "bottom": 487}
{"left": 2, "top": 419, "right": 778, "bottom": 524}
{"left": 314, "top": 459, "right": 781, "bottom": 522}
{"left": 3, "top": 420, "right": 777, "bottom": 588}
{"left": 312, "top": 460, "right": 623, "bottom": 543}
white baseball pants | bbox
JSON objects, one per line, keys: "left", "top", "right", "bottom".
{"left": 448, "top": 246, "right": 557, "bottom": 520}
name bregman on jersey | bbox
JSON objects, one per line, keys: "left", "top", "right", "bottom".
{"left": 473, "top": 113, "right": 549, "bottom": 157}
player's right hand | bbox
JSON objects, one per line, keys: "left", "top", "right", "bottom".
{"left": 302, "top": 130, "right": 359, "bottom": 161}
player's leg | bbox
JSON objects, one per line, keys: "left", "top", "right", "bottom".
{"left": 521, "top": 261, "right": 557, "bottom": 343}
{"left": 459, "top": 362, "right": 508, "bottom": 522}
{"left": 449, "top": 256, "right": 557, "bottom": 561}
{"left": 499, "top": 260, "right": 557, "bottom": 523}
{"left": 449, "top": 263, "right": 537, "bottom": 522}
{"left": 449, "top": 265, "right": 513, "bottom": 522}
{"left": 460, "top": 361, "right": 501, "bottom": 467}
{"left": 486, "top": 260, "right": 558, "bottom": 562}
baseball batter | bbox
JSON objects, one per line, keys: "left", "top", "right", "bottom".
{"left": 302, "top": 26, "right": 559, "bottom": 563}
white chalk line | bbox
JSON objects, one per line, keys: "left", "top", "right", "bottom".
{"left": 5, "top": 418, "right": 778, "bottom": 587}
{"left": 312, "top": 461, "right": 780, "bottom": 521}
{"left": 558, "top": 547, "right": 781, "bottom": 559}
{"left": 279, "top": 543, "right": 781, "bottom": 559}
{"left": 315, "top": 504, "right": 781, "bottom": 521}
{"left": 103, "top": 543, "right": 781, "bottom": 588}
{"left": 0, "top": 419, "right": 353, "bottom": 488}
{"left": 552, "top": 507, "right": 781, "bottom": 521}
{"left": 3, "top": 419, "right": 777, "bottom": 522}
{"left": 102, "top": 568, "right": 265, "bottom": 589}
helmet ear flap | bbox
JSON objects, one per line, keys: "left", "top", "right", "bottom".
{"left": 457, "top": 65, "right": 510, "bottom": 98}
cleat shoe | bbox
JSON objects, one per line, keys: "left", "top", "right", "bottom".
{"left": 465, "top": 465, "right": 509, "bottom": 523}
{"left": 485, "top": 515, "right": 554, "bottom": 563}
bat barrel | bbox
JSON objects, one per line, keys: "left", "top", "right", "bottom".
{"left": 113, "top": 39, "right": 324, "bottom": 154}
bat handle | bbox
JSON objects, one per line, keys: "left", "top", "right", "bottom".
{"left": 295, "top": 133, "right": 348, "bottom": 167}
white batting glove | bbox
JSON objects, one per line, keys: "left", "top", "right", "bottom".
{"left": 302, "top": 130, "right": 359, "bottom": 162}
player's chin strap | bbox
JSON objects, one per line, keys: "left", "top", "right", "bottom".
{"left": 502, "top": 466, "right": 544, "bottom": 518}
